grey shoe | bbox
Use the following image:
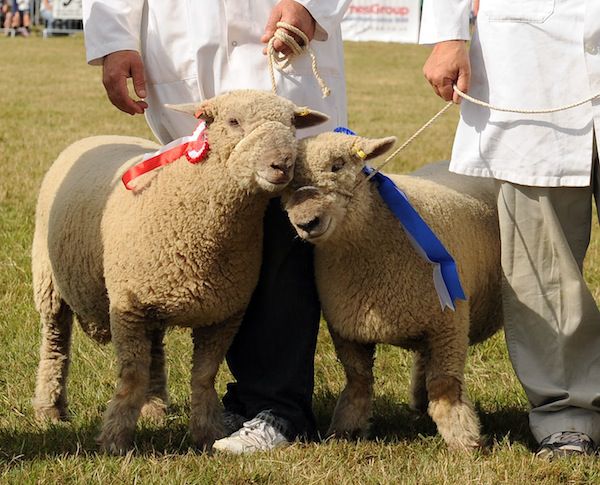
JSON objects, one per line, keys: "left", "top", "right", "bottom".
{"left": 213, "top": 411, "right": 292, "bottom": 454}
{"left": 535, "top": 431, "right": 596, "bottom": 460}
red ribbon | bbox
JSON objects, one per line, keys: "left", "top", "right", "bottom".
{"left": 122, "top": 122, "right": 210, "bottom": 190}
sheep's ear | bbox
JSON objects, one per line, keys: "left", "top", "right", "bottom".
{"left": 164, "top": 100, "right": 216, "bottom": 124}
{"left": 293, "top": 107, "right": 329, "bottom": 129}
{"left": 352, "top": 136, "right": 397, "bottom": 161}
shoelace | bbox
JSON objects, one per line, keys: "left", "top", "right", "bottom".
{"left": 237, "top": 418, "right": 279, "bottom": 448}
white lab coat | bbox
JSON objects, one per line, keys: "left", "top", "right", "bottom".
{"left": 420, "top": 0, "right": 600, "bottom": 187}
{"left": 83, "top": 0, "right": 350, "bottom": 144}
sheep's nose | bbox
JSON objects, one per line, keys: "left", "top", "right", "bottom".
{"left": 270, "top": 156, "right": 293, "bottom": 177}
{"left": 297, "top": 217, "right": 321, "bottom": 233}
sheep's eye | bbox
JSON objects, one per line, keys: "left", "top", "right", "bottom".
{"left": 331, "top": 159, "right": 345, "bottom": 173}
{"left": 228, "top": 118, "right": 240, "bottom": 127}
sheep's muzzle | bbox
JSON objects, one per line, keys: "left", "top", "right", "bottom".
{"left": 236, "top": 121, "right": 296, "bottom": 192}
{"left": 286, "top": 186, "right": 333, "bottom": 242}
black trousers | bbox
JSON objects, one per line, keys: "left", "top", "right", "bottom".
{"left": 222, "top": 198, "right": 321, "bottom": 439}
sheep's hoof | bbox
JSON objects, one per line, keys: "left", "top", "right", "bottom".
{"left": 33, "top": 404, "right": 69, "bottom": 424}
{"left": 429, "top": 399, "right": 482, "bottom": 451}
{"left": 190, "top": 422, "right": 226, "bottom": 452}
{"left": 97, "top": 429, "right": 135, "bottom": 455}
{"left": 447, "top": 438, "right": 485, "bottom": 453}
{"left": 140, "top": 398, "right": 168, "bottom": 425}
{"left": 326, "top": 426, "right": 369, "bottom": 441}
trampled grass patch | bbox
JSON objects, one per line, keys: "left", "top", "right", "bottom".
{"left": 1, "top": 35, "right": 600, "bottom": 484}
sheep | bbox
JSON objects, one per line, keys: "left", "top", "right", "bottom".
{"left": 31, "top": 89, "right": 328, "bottom": 454}
{"left": 283, "top": 132, "right": 502, "bottom": 450}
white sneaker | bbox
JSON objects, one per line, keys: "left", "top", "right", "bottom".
{"left": 213, "top": 413, "right": 290, "bottom": 454}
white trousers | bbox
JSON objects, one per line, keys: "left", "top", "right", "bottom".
{"left": 497, "top": 142, "right": 600, "bottom": 443}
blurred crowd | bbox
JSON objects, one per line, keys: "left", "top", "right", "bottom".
{"left": 1, "top": 0, "right": 82, "bottom": 36}
{"left": 2, "top": 0, "right": 31, "bottom": 36}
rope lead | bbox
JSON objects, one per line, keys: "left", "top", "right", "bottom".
{"left": 363, "top": 84, "right": 600, "bottom": 184}
{"left": 267, "top": 21, "right": 331, "bottom": 98}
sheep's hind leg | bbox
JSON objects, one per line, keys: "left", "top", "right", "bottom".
{"left": 409, "top": 350, "right": 430, "bottom": 414}
{"left": 327, "top": 328, "right": 375, "bottom": 439}
{"left": 98, "top": 309, "right": 151, "bottom": 454}
{"left": 189, "top": 314, "right": 242, "bottom": 451}
{"left": 32, "top": 300, "right": 73, "bottom": 423}
{"left": 140, "top": 327, "right": 169, "bottom": 424}
{"left": 426, "top": 315, "right": 481, "bottom": 451}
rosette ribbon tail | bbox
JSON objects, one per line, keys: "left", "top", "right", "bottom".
{"left": 122, "top": 121, "right": 209, "bottom": 190}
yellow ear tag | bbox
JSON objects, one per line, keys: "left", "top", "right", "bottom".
{"left": 354, "top": 147, "right": 367, "bottom": 160}
{"left": 297, "top": 107, "right": 310, "bottom": 117}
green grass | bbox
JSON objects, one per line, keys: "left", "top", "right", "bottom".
{"left": 2, "top": 35, "right": 600, "bottom": 484}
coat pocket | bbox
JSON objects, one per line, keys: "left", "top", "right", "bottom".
{"left": 484, "top": 0, "right": 555, "bottom": 23}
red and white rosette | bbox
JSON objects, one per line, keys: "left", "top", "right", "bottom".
{"left": 122, "top": 121, "right": 210, "bottom": 190}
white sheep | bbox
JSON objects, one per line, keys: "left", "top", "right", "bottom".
{"left": 284, "top": 132, "right": 502, "bottom": 450}
{"left": 31, "top": 90, "right": 327, "bottom": 454}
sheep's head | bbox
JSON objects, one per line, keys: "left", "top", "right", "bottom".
{"left": 284, "top": 132, "right": 396, "bottom": 243}
{"left": 168, "top": 90, "right": 328, "bottom": 192}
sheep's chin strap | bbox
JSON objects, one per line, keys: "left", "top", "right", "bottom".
{"left": 267, "top": 21, "right": 331, "bottom": 99}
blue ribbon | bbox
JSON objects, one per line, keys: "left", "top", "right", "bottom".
{"left": 333, "top": 126, "right": 357, "bottom": 135}
{"left": 334, "top": 126, "right": 466, "bottom": 310}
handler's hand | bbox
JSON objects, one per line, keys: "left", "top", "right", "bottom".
{"left": 102, "top": 50, "right": 148, "bottom": 115}
{"left": 423, "top": 40, "right": 471, "bottom": 104}
{"left": 261, "top": 0, "right": 316, "bottom": 56}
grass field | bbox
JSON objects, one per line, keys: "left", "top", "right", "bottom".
{"left": 1, "top": 34, "right": 600, "bottom": 484}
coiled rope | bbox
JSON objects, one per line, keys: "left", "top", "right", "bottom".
{"left": 267, "top": 21, "right": 331, "bottom": 98}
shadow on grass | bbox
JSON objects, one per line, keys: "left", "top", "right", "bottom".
{"left": 0, "top": 394, "right": 534, "bottom": 464}
{"left": 313, "top": 389, "right": 534, "bottom": 450}
{"left": 0, "top": 404, "right": 197, "bottom": 465}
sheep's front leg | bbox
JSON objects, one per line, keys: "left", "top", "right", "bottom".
{"left": 327, "top": 328, "right": 375, "bottom": 439}
{"left": 426, "top": 308, "right": 481, "bottom": 450}
{"left": 409, "top": 350, "right": 430, "bottom": 414}
{"left": 140, "top": 327, "right": 169, "bottom": 424}
{"left": 189, "top": 314, "right": 242, "bottom": 450}
{"left": 33, "top": 301, "right": 73, "bottom": 422}
{"left": 98, "top": 309, "right": 151, "bottom": 454}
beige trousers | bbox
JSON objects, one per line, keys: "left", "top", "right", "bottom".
{"left": 497, "top": 143, "right": 600, "bottom": 443}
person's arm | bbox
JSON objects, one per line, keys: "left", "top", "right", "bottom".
{"left": 261, "top": 0, "right": 351, "bottom": 54}
{"left": 292, "top": 0, "right": 351, "bottom": 41}
{"left": 419, "top": 0, "right": 471, "bottom": 104}
{"left": 82, "top": 0, "right": 147, "bottom": 115}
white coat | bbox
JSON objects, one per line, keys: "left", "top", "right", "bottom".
{"left": 82, "top": 0, "right": 350, "bottom": 144}
{"left": 420, "top": 0, "right": 600, "bottom": 187}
